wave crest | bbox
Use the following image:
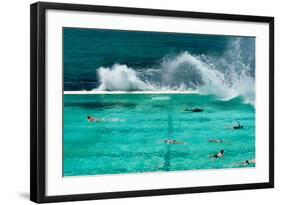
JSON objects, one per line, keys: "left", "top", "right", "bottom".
{"left": 96, "top": 64, "right": 154, "bottom": 91}
{"left": 95, "top": 40, "right": 255, "bottom": 106}
{"left": 160, "top": 51, "right": 255, "bottom": 105}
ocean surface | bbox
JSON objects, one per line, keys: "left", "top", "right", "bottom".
{"left": 63, "top": 28, "right": 256, "bottom": 176}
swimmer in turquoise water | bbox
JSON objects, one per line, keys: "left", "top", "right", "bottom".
{"left": 224, "top": 121, "right": 244, "bottom": 130}
{"left": 233, "top": 121, "right": 244, "bottom": 129}
{"left": 87, "top": 116, "right": 101, "bottom": 122}
{"left": 208, "top": 139, "right": 224, "bottom": 143}
{"left": 242, "top": 159, "right": 255, "bottom": 166}
{"left": 184, "top": 108, "right": 204, "bottom": 112}
{"left": 213, "top": 150, "right": 224, "bottom": 158}
{"left": 164, "top": 139, "right": 184, "bottom": 144}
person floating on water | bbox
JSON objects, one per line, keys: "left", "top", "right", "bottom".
{"left": 213, "top": 150, "right": 224, "bottom": 158}
{"left": 164, "top": 139, "right": 184, "bottom": 144}
{"left": 244, "top": 160, "right": 250, "bottom": 166}
{"left": 208, "top": 139, "right": 224, "bottom": 143}
{"left": 184, "top": 108, "right": 204, "bottom": 112}
{"left": 87, "top": 115, "right": 100, "bottom": 123}
{"left": 233, "top": 121, "right": 244, "bottom": 129}
{"left": 242, "top": 159, "right": 255, "bottom": 166}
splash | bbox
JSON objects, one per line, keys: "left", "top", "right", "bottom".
{"left": 95, "top": 39, "right": 255, "bottom": 106}
{"left": 160, "top": 51, "right": 255, "bottom": 105}
{"left": 96, "top": 64, "right": 155, "bottom": 91}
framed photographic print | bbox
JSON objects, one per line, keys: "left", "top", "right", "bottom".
{"left": 30, "top": 2, "right": 274, "bottom": 203}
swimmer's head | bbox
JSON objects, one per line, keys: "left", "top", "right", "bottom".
{"left": 87, "top": 116, "right": 91, "bottom": 119}
{"left": 245, "top": 160, "right": 250, "bottom": 165}
{"left": 220, "top": 150, "right": 224, "bottom": 154}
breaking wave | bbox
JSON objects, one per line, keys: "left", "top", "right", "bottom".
{"left": 95, "top": 39, "right": 255, "bottom": 106}
{"left": 96, "top": 64, "right": 155, "bottom": 91}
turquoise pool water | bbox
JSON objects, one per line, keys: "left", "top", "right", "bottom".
{"left": 63, "top": 94, "right": 255, "bottom": 176}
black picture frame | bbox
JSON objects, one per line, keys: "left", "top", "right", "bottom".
{"left": 30, "top": 1, "right": 274, "bottom": 203}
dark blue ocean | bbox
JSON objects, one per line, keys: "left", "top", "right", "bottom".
{"left": 64, "top": 28, "right": 255, "bottom": 93}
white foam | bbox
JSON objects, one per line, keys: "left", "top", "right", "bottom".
{"left": 160, "top": 51, "right": 255, "bottom": 106}
{"left": 96, "top": 64, "right": 155, "bottom": 91}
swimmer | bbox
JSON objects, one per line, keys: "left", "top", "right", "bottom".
{"left": 208, "top": 139, "right": 224, "bottom": 143}
{"left": 242, "top": 159, "right": 255, "bottom": 166}
{"left": 213, "top": 150, "right": 224, "bottom": 158}
{"left": 87, "top": 116, "right": 100, "bottom": 122}
{"left": 233, "top": 121, "right": 244, "bottom": 129}
{"left": 244, "top": 160, "right": 250, "bottom": 166}
{"left": 164, "top": 139, "right": 184, "bottom": 144}
{"left": 184, "top": 108, "right": 204, "bottom": 112}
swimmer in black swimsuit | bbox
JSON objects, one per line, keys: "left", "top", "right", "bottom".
{"left": 233, "top": 122, "right": 244, "bottom": 129}
{"left": 213, "top": 150, "right": 224, "bottom": 158}
{"left": 184, "top": 108, "right": 204, "bottom": 112}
